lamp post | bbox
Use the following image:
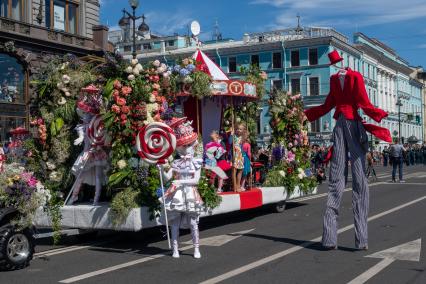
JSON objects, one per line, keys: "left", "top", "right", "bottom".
{"left": 396, "top": 98, "right": 403, "bottom": 142}
{"left": 119, "top": 0, "right": 150, "bottom": 59}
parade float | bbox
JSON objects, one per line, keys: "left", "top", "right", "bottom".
{"left": 0, "top": 45, "right": 317, "bottom": 268}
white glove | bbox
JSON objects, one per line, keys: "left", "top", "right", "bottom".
{"left": 74, "top": 126, "right": 84, "bottom": 146}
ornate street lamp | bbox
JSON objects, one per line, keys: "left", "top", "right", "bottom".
{"left": 119, "top": 0, "right": 147, "bottom": 59}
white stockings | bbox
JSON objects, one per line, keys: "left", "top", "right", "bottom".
{"left": 171, "top": 215, "right": 201, "bottom": 259}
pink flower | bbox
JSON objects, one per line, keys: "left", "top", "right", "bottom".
{"left": 115, "top": 97, "right": 126, "bottom": 106}
{"left": 121, "top": 86, "right": 132, "bottom": 95}
{"left": 286, "top": 151, "right": 295, "bottom": 163}
{"left": 120, "top": 114, "right": 127, "bottom": 120}
{"left": 288, "top": 142, "right": 293, "bottom": 148}
{"left": 111, "top": 104, "right": 121, "bottom": 113}
{"left": 27, "top": 176, "right": 38, "bottom": 187}
{"left": 152, "top": 83, "right": 161, "bottom": 90}
{"left": 112, "top": 90, "right": 120, "bottom": 97}
{"left": 121, "top": 106, "right": 130, "bottom": 114}
{"left": 113, "top": 80, "right": 122, "bottom": 90}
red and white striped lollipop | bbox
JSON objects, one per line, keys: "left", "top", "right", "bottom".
{"left": 136, "top": 122, "right": 176, "bottom": 165}
{"left": 87, "top": 114, "right": 108, "bottom": 147}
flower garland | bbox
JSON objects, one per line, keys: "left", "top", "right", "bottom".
{"left": 264, "top": 90, "right": 317, "bottom": 193}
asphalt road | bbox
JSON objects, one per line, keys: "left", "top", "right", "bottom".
{"left": 1, "top": 165, "right": 425, "bottom": 284}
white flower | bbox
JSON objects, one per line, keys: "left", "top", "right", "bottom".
{"left": 117, "top": 159, "right": 127, "bottom": 169}
{"left": 298, "top": 173, "right": 304, "bottom": 179}
{"left": 61, "top": 87, "right": 69, "bottom": 93}
{"left": 57, "top": 97, "right": 67, "bottom": 105}
{"left": 162, "top": 71, "right": 171, "bottom": 78}
{"left": 127, "top": 74, "right": 135, "bottom": 81}
{"left": 156, "top": 66, "right": 165, "bottom": 74}
{"left": 236, "top": 117, "right": 241, "bottom": 123}
{"left": 279, "top": 170, "right": 286, "bottom": 177}
{"left": 125, "top": 66, "right": 133, "bottom": 74}
{"left": 133, "top": 67, "right": 140, "bottom": 76}
{"left": 160, "top": 63, "right": 167, "bottom": 69}
{"left": 62, "top": 75, "right": 71, "bottom": 84}
{"left": 131, "top": 58, "right": 139, "bottom": 66}
{"left": 49, "top": 171, "right": 60, "bottom": 182}
{"left": 57, "top": 82, "right": 64, "bottom": 89}
{"left": 64, "top": 91, "right": 71, "bottom": 97}
{"left": 242, "top": 106, "right": 247, "bottom": 111}
{"left": 135, "top": 63, "right": 143, "bottom": 71}
{"left": 149, "top": 94, "right": 156, "bottom": 103}
{"left": 46, "top": 161, "right": 56, "bottom": 170}
{"left": 153, "top": 60, "right": 161, "bottom": 67}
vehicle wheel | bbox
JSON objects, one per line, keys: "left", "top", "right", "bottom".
{"left": 274, "top": 201, "right": 286, "bottom": 213}
{"left": 0, "top": 225, "right": 34, "bottom": 271}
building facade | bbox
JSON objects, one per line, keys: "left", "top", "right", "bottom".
{"left": 112, "top": 24, "right": 424, "bottom": 147}
{"left": 354, "top": 33, "right": 424, "bottom": 148}
{"left": 0, "top": 0, "right": 108, "bottom": 143}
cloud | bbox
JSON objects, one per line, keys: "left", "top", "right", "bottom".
{"left": 250, "top": 0, "right": 426, "bottom": 29}
{"left": 418, "top": 43, "right": 426, "bottom": 49}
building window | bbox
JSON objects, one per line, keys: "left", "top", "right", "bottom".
{"left": 123, "top": 46, "right": 131, "bottom": 52}
{"left": 143, "top": 43, "right": 152, "bottom": 50}
{"left": 251, "top": 54, "right": 259, "bottom": 67}
{"left": 167, "top": 40, "right": 174, "bottom": 47}
{"left": 291, "top": 78, "right": 300, "bottom": 94}
{"left": 311, "top": 120, "right": 321, "bottom": 133}
{"left": 272, "top": 52, "right": 282, "bottom": 69}
{"left": 309, "top": 48, "right": 318, "bottom": 65}
{"left": 135, "top": 44, "right": 141, "bottom": 51}
{"left": 309, "top": 77, "right": 319, "bottom": 96}
{"left": 0, "top": 0, "right": 25, "bottom": 21}
{"left": 229, "top": 56, "right": 237, "bottom": 73}
{"left": 291, "top": 50, "right": 300, "bottom": 67}
{"left": 271, "top": 79, "right": 283, "bottom": 92}
{"left": 45, "top": 0, "right": 79, "bottom": 34}
{"left": 0, "top": 53, "right": 27, "bottom": 143}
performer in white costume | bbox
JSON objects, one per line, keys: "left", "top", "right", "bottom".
{"left": 162, "top": 117, "right": 203, "bottom": 259}
{"left": 69, "top": 85, "right": 109, "bottom": 206}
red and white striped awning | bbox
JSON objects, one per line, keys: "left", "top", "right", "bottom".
{"left": 192, "top": 49, "right": 229, "bottom": 81}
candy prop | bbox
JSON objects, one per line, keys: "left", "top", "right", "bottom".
{"left": 87, "top": 114, "right": 108, "bottom": 146}
{"left": 136, "top": 122, "right": 177, "bottom": 248}
{"left": 136, "top": 122, "right": 176, "bottom": 164}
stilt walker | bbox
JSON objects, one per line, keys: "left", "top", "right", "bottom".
{"left": 304, "top": 50, "right": 392, "bottom": 250}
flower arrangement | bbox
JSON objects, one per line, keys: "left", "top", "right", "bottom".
{"left": 169, "top": 57, "right": 212, "bottom": 99}
{"left": 0, "top": 163, "right": 51, "bottom": 228}
{"left": 265, "top": 90, "right": 317, "bottom": 194}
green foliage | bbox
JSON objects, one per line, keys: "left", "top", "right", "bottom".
{"left": 240, "top": 64, "right": 267, "bottom": 98}
{"left": 264, "top": 90, "right": 318, "bottom": 194}
{"left": 197, "top": 169, "right": 222, "bottom": 210}
{"left": 110, "top": 188, "right": 139, "bottom": 227}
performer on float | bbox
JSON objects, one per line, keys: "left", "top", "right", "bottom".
{"left": 304, "top": 50, "right": 391, "bottom": 250}
{"left": 205, "top": 130, "right": 229, "bottom": 193}
{"left": 69, "top": 85, "right": 109, "bottom": 206}
{"left": 162, "top": 117, "right": 203, "bottom": 259}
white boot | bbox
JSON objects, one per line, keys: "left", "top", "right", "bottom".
{"left": 193, "top": 246, "right": 201, "bottom": 259}
{"left": 172, "top": 240, "right": 180, "bottom": 258}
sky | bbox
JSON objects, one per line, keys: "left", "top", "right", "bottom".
{"left": 100, "top": 0, "right": 426, "bottom": 68}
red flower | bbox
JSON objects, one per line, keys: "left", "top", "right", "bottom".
{"left": 120, "top": 114, "right": 127, "bottom": 120}
{"left": 112, "top": 90, "right": 120, "bottom": 97}
{"left": 287, "top": 168, "right": 293, "bottom": 174}
{"left": 113, "top": 80, "right": 122, "bottom": 90}
{"left": 121, "top": 86, "right": 132, "bottom": 95}
{"left": 152, "top": 75, "right": 160, "bottom": 82}
{"left": 121, "top": 105, "right": 130, "bottom": 114}
{"left": 115, "top": 97, "right": 126, "bottom": 106}
{"left": 111, "top": 104, "right": 121, "bottom": 114}
{"left": 152, "top": 90, "right": 159, "bottom": 96}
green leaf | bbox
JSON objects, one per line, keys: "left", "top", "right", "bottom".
{"left": 108, "top": 171, "right": 130, "bottom": 186}
{"left": 55, "top": 118, "right": 64, "bottom": 132}
{"left": 50, "top": 122, "right": 57, "bottom": 136}
{"left": 103, "top": 78, "right": 115, "bottom": 99}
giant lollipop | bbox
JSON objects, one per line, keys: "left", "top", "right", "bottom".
{"left": 87, "top": 114, "right": 109, "bottom": 147}
{"left": 136, "top": 122, "right": 176, "bottom": 165}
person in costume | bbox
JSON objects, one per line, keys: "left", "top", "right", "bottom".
{"left": 240, "top": 133, "right": 252, "bottom": 191}
{"left": 205, "top": 130, "right": 229, "bottom": 193}
{"left": 162, "top": 117, "right": 204, "bottom": 259}
{"left": 304, "top": 50, "right": 391, "bottom": 250}
{"left": 69, "top": 85, "right": 109, "bottom": 206}
{"left": 230, "top": 123, "right": 245, "bottom": 192}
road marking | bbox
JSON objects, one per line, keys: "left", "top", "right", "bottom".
{"left": 199, "top": 195, "right": 426, "bottom": 284}
{"left": 59, "top": 229, "right": 254, "bottom": 283}
{"left": 347, "top": 239, "right": 422, "bottom": 284}
{"left": 34, "top": 239, "right": 117, "bottom": 258}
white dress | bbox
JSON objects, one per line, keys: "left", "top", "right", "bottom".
{"left": 163, "top": 156, "right": 204, "bottom": 228}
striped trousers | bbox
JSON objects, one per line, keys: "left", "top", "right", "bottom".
{"left": 322, "top": 115, "right": 369, "bottom": 248}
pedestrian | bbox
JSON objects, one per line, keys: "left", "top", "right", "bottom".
{"left": 366, "top": 151, "right": 377, "bottom": 181}
{"left": 304, "top": 50, "right": 391, "bottom": 251}
{"left": 390, "top": 139, "right": 405, "bottom": 183}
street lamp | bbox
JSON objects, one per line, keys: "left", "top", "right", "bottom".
{"left": 396, "top": 98, "right": 403, "bottom": 142}
{"left": 120, "top": 0, "right": 149, "bottom": 59}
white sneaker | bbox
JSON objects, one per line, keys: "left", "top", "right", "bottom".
{"left": 194, "top": 247, "right": 201, "bottom": 259}
{"left": 399, "top": 180, "right": 406, "bottom": 183}
{"left": 172, "top": 248, "right": 180, "bottom": 258}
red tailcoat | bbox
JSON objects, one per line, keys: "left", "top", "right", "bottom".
{"left": 305, "top": 68, "right": 392, "bottom": 143}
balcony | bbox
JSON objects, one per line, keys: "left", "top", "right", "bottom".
{"left": 0, "top": 16, "right": 95, "bottom": 50}
{"left": 248, "top": 27, "right": 349, "bottom": 43}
